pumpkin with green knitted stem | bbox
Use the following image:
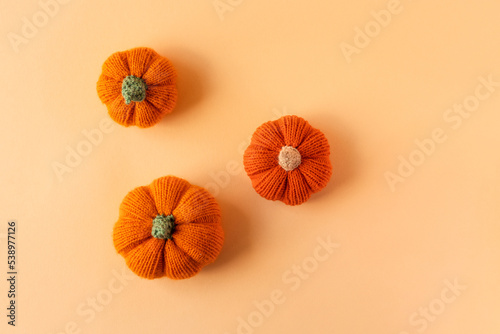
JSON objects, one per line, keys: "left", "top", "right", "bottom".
{"left": 113, "top": 176, "right": 224, "bottom": 279}
{"left": 97, "top": 47, "right": 178, "bottom": 128}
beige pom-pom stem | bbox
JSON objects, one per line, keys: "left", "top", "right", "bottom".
{"left": 278, "top": 146, "right": 301, "bottom": 171}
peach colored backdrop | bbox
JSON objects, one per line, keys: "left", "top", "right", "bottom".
{"left": 1, "top": 0, "right": 499, "bottom": 333}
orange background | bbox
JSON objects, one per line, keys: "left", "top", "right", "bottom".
{"left": 1, "top": 0, "right": 499, "bottom": 333}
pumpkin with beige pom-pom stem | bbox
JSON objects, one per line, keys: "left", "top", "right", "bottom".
{"left": 243, "top": 115, "right": 332, "bottom": 206}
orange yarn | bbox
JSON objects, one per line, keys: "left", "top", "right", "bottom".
{"left": 113, "top": 176, "right": 224, "bottom": 279}
{"left": 96, "top": 47, "right": 178, "bottom": 128}
{"left": 243, "top": 115, "right": 332, "bottom": 206}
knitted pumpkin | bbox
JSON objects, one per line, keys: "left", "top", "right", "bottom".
{"left": 243, "top": 115, "right": 332, "bottom": 206}
{"left": 96, "top": 47, "right": 177, "bottom": 128}
{"left": 113, "top": 176, "right": 224, "bottom": 279}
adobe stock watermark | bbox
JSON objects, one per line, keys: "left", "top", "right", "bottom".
{"left": 385, "top": 74, "right": 499, "bottom": 192}
{"left": 48, "top": 266, "right": 135, "bottom": 334}
{"left": 52, "top": 118, "right": 116, "bottom": 183}
{"left": 204, "top": 107, "right": 287, "bottom": 196}
{"left": 7, "top": 0, "right": 73, "bottom": 53}
{"left": 398, "top": 278, "right": 467, "bottom": 334}
{"left": 223, "top": 236, "right": 340, "bottom": 334}
{"left": 213, "top": 0, "right": 245, "bottom": 21}
{"left": 340, "top": 0, "right": 406, "bottom": 64}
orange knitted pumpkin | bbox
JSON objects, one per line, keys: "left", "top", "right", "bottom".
{"left": 113, "top": 176, "right": 224, "bottom": 279}
{"left": 243, "top": 115, "right": 332, "bottom": 206}
{"left": 96, "top": 47, "right": 177, "bottom": 128}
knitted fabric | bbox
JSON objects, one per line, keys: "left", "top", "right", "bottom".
{"left": 96, "top": 47, "right": 178, "bottom": 128}
{"left": 243, "top": 115, "right": 332, "bottom": 206}
{"left": 113, "top": 176, "right": 224, "bottom": 280}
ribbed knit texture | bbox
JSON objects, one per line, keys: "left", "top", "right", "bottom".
{"left": 97, "top": 47, "right": 178, "bottom": 128}
{"left": 243, "top": 115, "right": 332, "bottom": 206}
{"left": 113, "top": 176, "right": 224, "bottom": 280}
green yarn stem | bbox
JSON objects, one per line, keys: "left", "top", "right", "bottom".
{"left": 151, "top": 214, "right": 175, "bottom": 240}
{"left": 121, "top": 75, "right": 147, "bottom": 105}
